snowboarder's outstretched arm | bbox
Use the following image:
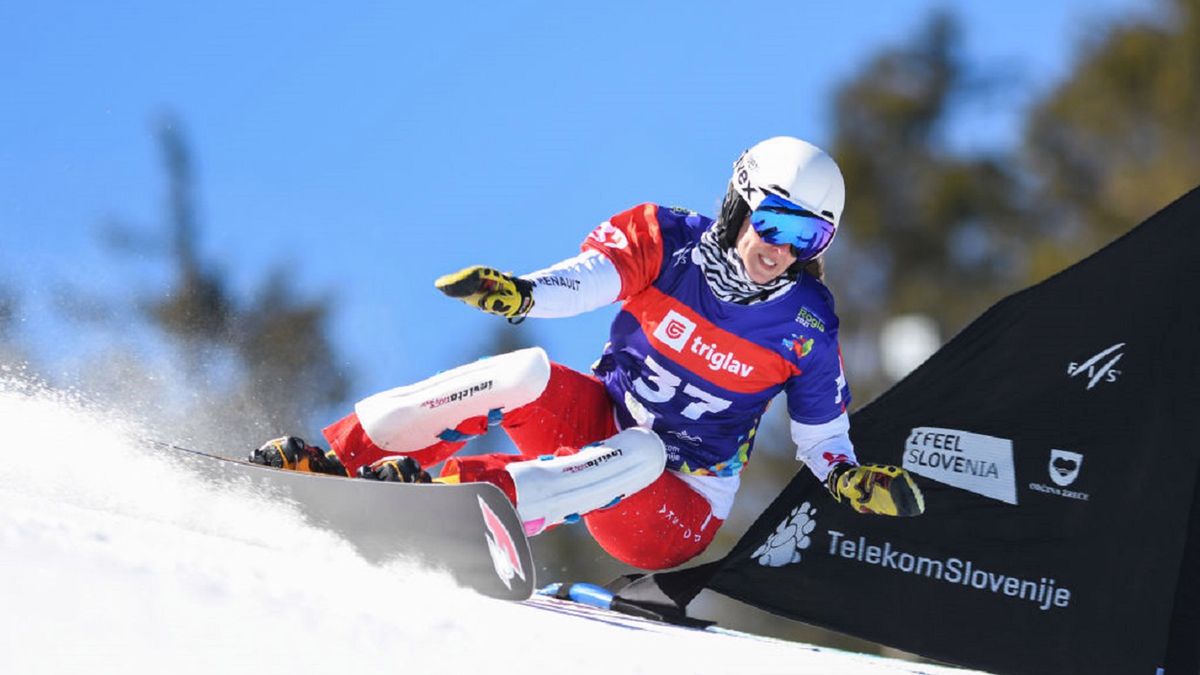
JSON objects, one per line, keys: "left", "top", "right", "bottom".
{"left": 436, "top": 249, "right": 622, "bottom": 320}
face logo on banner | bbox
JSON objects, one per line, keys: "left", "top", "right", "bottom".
{"left": 1049, "top": 449, "right": 1084, "bottom": 487}
{"left": 752, "top": 501, "right": 817, "bottom": 567}
{"left": 1028, "top": 450, "right": 1091, "bottom": 501}
{"left": 652, "top": 310, "right": 697, "bottom": 351}
{"left": 903, "top": 427, "right": 1018, "bottom": 504}
{"left": 1067, "top": 342, "right": 1125, "bottom": 390}
{"left": 478, "top": 495, "right": 525, "bottom": 590}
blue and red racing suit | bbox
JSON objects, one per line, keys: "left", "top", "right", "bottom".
{"left": 579, "top": 203, "right": 852, "bottom": 516}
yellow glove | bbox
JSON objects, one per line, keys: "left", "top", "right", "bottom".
{"left": 435, "top": 266, "right": 535, "bottom": 319}
{"left": 827, "top": 463, "right": 925, "bottom": 517}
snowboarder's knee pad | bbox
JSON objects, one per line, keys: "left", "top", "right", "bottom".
{"left": 354, "top": 347, "right": 552, "bottom": 453}
{"left": 506, "top": 427, "right": 667, "bottom": 536}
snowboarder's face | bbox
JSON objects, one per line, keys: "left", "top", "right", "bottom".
{"left": 735, "top": 215, "right": 797, "bottom": 284}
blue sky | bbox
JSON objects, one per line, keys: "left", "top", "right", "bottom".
{"left": 1, "top": 1, "right": 1143, "bottom": 417}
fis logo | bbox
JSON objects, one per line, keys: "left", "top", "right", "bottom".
{"left": 652, "top": 310, "right": 697, "bottom": 351}
{"left": 1067, "top": 343, "right": 1124, "bottom": 390}
{"left": 752, "top": 502, "right": 817, "bottom": 567}
{"left": 671, "top": 245, "right": 693, "bottom": 267}
{"left": 478, "top": 495, "right": 525, "bottom": 590}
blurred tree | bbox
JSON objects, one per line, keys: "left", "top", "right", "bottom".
{"left": 1024, "top": 0, "right": 1200, "bottom": 279}
{"left": 0, "top": 287, "right": 27, "bottom": 370}
{"left": 149, "top": 117, "right": 232, "bottom": 358}
{"left": 95, "top": 114, "right": 348, "bottom": 448}
{"left": 0, "top": 289, "right": 15, "bottom": 339}
{"left": 826, "top": 11, "right": 1030, "bottom": 401}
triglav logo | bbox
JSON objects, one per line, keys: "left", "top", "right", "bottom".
{"left": 752, "top": 502, "right": 816, "bottom": 567}
{"left": 1049, "top": 449, "right": 1083, "bottom": 487}
{"left": 478, "top": 495, "right": 525, "bottom": 590}
{"left": 652, "top": 310, "right": 696, "bottom": 351}
{"left": 652, "top": 310, "right": 756, "bottom": 377}
{"left": 1067, "top": 343, "right": 1124, "bottom": 390}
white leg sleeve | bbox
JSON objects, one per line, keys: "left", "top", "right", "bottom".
{"left": 506, "top": 427, "right": 667, "bottom": 536}
{"left": 354, "top": 347, "right": 552, "bottom": 454}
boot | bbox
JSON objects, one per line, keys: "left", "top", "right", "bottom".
{"left": 250, "top": 436, "right": 348, "bottom": 476}
{"left": 358, "top": 455, "right": 432, "bottom": 483}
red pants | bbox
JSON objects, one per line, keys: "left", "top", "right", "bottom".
{"left": 323, "top": 362, "right": 723, "bottom": 570}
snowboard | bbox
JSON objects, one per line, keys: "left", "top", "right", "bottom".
{"left": 155, "top": 441, "right": 536, "bottom": 600}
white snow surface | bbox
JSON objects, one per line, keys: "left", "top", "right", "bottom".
{"left": 0, "top": 381, "right": 983, "bottom": 675}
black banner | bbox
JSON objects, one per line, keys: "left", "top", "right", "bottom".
{"left": 646, "top": 187, "right": 1200, "bottom": 674}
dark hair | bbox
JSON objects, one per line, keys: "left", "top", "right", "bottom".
{"left": 717, "top": 183, "right": 750, "bottom": 249}
{"left": 717, "top": 184, "right": 824, "bottom": 281}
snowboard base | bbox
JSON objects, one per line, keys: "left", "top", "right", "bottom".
{"left": 152, "top": 440, "right": 536, "bottom": 600}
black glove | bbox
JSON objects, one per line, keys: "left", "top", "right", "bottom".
{"left": 250, "top": 436, "right": 347, "bottom": 476}
{"left": 358, "top": 456, "right": 432, "bottom": 483}
{"left": 435, "top": 265, "right": 535, "bottom": 319}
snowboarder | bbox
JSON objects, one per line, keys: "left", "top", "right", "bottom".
{"left": 251, "top": 136, "right": 924, "bottom": 570}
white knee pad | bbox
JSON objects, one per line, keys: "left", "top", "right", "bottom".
{"left": 506, "top": 427, "right": 667, "bottom": 536}
{"left": 354, "top": 347, "right": 551, "bottom": 454}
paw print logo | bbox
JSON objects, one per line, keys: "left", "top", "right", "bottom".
{"left": 752, "top": 501, "right": 817, "bottom": 567}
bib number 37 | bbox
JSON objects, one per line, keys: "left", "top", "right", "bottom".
{"left": 632, "top": 355, "right": 731, "bottom": 420}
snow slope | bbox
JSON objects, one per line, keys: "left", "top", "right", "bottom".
{"left": 0, "top": 381, "right": 985, "bottom": 675}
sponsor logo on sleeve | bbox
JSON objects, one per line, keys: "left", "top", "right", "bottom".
{"left": 903, "top": 427, "right": 1018, "bottom": 504}
{"left": 587, "top": 221, "right": 628, "bottom": 249}
{"left": 1028, "top": 449, "right": 1090, "bottom": 501}
{"left": 420, "top": 380, "right": 493, "bottom": 409}
{"left": 530, "top": 275, "right": 580, "bottom": 291}
{"left": 1067, "top": 342, "right": 1124, "bottom": 390}
{"left": 478, "top": 495, "right": 525, "bottom": 590}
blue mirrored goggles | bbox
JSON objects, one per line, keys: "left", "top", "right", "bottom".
{"left": 749, "top": 194, "right": 837, "bottom": 261}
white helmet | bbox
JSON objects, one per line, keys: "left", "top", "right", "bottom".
{"left": 731, "top": 136, "right": 845, "bottom": 226}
